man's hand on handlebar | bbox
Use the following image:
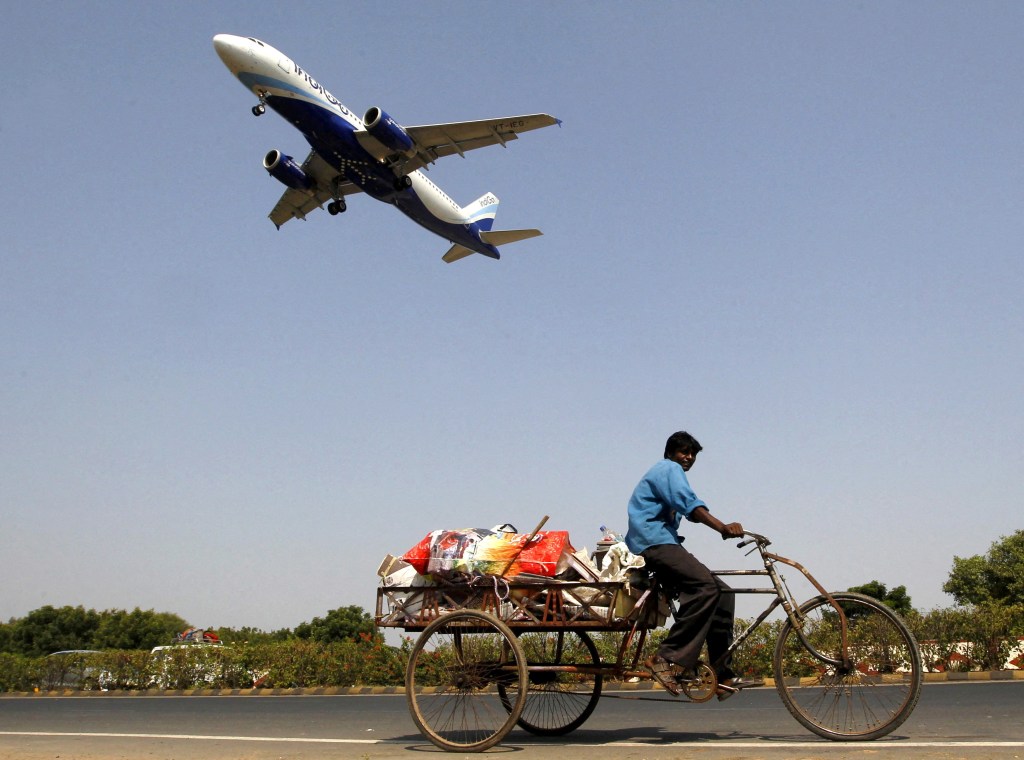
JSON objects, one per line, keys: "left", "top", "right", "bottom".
{"left": 720, "top": 522, "right": 744, "bottom": 540}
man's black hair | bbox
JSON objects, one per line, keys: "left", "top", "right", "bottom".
{"left": 664, "top": 431, "right": 703, "bottom": 459}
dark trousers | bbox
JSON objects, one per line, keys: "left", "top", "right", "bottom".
{"left": 642, "top": 543, "right": 735, "bottom": 678}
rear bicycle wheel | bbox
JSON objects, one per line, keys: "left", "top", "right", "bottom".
{"left": 405, "top": 610, "right": 527, "bottom": 752}
{"left": 773, "top": 591, "right": 922, "bottom": 741}
{"left": 497, "top": 630, "right": 603, "bottom": 735}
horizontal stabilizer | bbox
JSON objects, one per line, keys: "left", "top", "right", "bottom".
{"left": 442, "top": 229, "right": 542, "bottom": 264}
{"left": 442, "top": 243, "right": 479, "bottom": 263}
{"left": 480, "top": 229, "right": 543, "bottom": 246}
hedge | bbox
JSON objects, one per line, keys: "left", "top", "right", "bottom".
{"left": 1, "top": 639, "right": 408, "bottom": 693}
{"left": 4, "top": 605, "right": 1020, "bottom": 693}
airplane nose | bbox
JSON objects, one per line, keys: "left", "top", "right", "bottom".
{"left": 212, "top": 34, "right": 247, "bottom": 69}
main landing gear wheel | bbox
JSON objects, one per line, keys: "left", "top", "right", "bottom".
{"left": 405, "top": 610, "right": 527, "bottom": 753}
{"left": 497, "top": 630, "right": 603, "bottom": 736}
{"left": 394, "top": 175, "right": 412, "bottom": 191}
{"left": 327, "top": 200, "right": 346, "bottom": 215}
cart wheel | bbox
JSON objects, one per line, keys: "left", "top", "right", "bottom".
{"left": 497, "top": 630, "right": 603, "bottom": 735}
{"left": 405, "top": 610, "right": 527, "bottom": 752}
{"left": 773, "top": 591, "right": 922, "bottom": 741}
{"left": 681, "top": 662, "right": 717, "bottom": 703}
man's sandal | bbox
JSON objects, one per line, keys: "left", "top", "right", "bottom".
{"left": 644, "top": 655, "right": 682, "bottom": 696}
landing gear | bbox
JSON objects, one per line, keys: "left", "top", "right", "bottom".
{"left": 394, "top": 174, "right": 412, "bottom": 191}
{"left": 327, "top": 177, "right": 348, "bottom": 216}
{"left": 252, "top": 93, "right": 268, "bottom": 117}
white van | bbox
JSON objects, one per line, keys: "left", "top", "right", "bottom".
{"left": 149, "top": 642, "right": 225, "bottom": 688}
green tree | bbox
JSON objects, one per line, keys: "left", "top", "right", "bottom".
{"left": 943, "top": 530, "right": 1024, "bottom": 606}
{"left": 214, "top": 626, "right": 292, "bottom": 644}
{"left": 847, "top": 580, "right": 913, "bottom": 617}
{"left": 8, "top": 606, "right": 101, "bottom": 657}
{"left": 92, "top": 608, "right": 189, "bottom": 651}
{"left": 294, "top": 606, "right": 378, "bottom": 643}
{"left": 907, "top": 607, "right": 975, "bottom": 671}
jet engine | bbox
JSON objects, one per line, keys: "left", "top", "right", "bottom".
{"left": 363, "top": 107, "right": 414, "bottom": 154}
{"left": 263, "top": 150, "right": 313, "bottom": 191}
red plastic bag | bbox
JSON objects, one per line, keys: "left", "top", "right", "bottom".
{"left": 402, "top": 528, "right": 491, "bottom": 575}
{"left": 510, "top": 531, "right": 571, "bottom": 576}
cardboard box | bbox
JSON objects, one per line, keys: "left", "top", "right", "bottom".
{"left": 377, "top": 554, "right": 411, "bottom": 578}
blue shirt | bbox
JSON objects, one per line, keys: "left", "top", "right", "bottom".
{"left": 625, "top": 459, "right": 707, "bottom": 554}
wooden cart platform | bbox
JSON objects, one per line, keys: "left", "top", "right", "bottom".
{"left": 376, "top": 575, "right": 664, "bottom": 632}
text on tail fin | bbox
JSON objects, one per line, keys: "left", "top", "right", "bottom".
{"left": 464, "top": 192, "right": 500, "bottom": 231}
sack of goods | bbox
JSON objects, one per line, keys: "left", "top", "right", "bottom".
{"left": 402, "top": 527, "right": 572, "bottom": 578}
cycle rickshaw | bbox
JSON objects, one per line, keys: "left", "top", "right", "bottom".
{"left": 376, "top": 531, "right": 922, "bottom": 752}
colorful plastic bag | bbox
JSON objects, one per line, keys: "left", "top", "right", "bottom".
{"left": 402, "top": 528, "right": 571, "bottom": 578}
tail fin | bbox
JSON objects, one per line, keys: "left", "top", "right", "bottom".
{"left": 442, "top": 229, "right": 543, "bottom": 263}
{"left": 441, "top": 191, "right": 543, "bottom": 263}
{"left": 463, "top": 192, "right": 500, "bottom": 231}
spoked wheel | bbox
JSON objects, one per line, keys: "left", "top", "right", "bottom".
{"left": 497, "top": 630, "right": 603, "bottom": 735}
{"left": 773, "top": 591, "right": 922, "bottom": 741}
{"left": 405, "top": 610, "right": 527, "bottom": 752}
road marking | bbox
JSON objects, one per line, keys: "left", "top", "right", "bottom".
{"left": 582, "top": 741, "right": 1024, "bottom": 749}
{"left": 1, "top": 732, "right": 378, "bottom": 744}
{"left": 4, "top": 732, "right": 1024, "bottom": 749}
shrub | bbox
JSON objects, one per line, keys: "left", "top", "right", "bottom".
{"left": 730, "top": 618, "right": 784, "bottom": 678}
{"left": 0, "top": 653, "right": 39, "bottom": 692}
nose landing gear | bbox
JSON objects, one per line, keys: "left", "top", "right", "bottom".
{"left": 252, "top": 92, "right": 268, "bottom": 117}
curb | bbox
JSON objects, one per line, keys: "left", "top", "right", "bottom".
{"left": 2, "top": 670, "right": 1021, "bottom": 698}
{"left": 0, "top": 685, "right": 405, "bottom": 698}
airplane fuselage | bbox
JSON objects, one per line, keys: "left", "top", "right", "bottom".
{"left": 213, "top": 34, "right": 503, "bottom": 258}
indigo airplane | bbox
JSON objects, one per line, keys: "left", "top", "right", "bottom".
{"left": 212, "top": 34, "right": 560, "bottom": 262}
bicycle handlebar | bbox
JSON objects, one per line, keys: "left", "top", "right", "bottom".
{"left": 736, "top": 531, "right": 772, "bottom": 549}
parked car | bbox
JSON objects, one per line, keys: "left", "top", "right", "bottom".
{"left": 149, "top": 642, "right": 226, "bottom": 689}
{"left": 42, "top": 650, "right": 111, "bottom": 691}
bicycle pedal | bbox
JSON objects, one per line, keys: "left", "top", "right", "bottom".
{"left": 669, "top": 668, "right": 700, "bottom": 684}
{"left": 716, "top": 685, "right": 739, "bottom": 702}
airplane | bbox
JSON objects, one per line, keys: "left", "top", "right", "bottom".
{"left": 212, "top": 34, "right": 560, "bottom": 262}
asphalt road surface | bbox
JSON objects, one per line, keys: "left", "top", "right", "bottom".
{"left": 1, "top": 681, "right": 1022, "bottom": 759}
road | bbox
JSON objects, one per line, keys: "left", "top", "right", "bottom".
{"left": 1, "top": 681, "right": 1022, "bottom": 759}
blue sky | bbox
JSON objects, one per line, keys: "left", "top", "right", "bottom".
{"left": 2, "top": 1, "right": 1021, "bottom": 632}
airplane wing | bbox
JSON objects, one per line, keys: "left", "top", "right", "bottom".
{"left": 354, "top": 114, "right": 560, "bottom": 174}
{"left": 268, "top": 150, "right": 361, "bottom": 228}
